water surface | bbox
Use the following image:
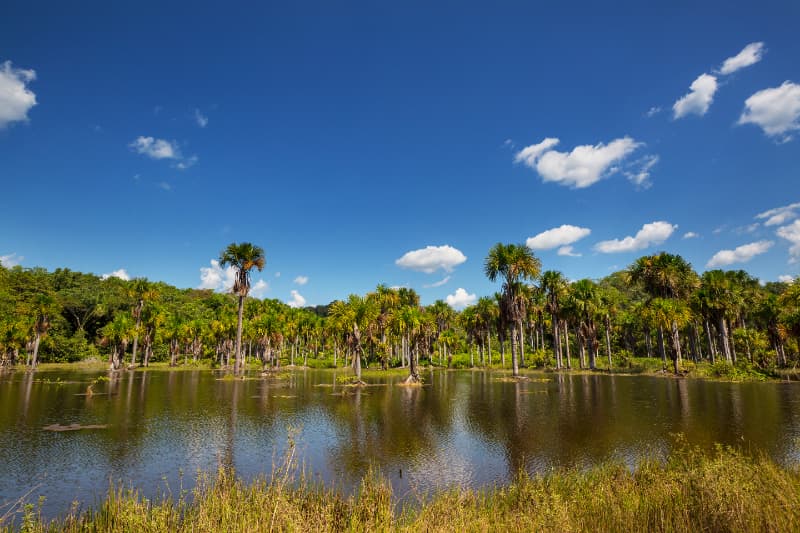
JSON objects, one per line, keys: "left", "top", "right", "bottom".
{"left": 1, "top": 368, "right": 799, "bottom": 519}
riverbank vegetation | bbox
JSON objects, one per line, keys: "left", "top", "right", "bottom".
{"left": 2, "top": 242, "right": 799, "bottom": 382}
{"left": 2, "top": 445, "right": 798, "bottom": 532}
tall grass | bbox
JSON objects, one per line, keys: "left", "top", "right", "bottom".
{"left": 3, "top": 444, "right": 799, "bottom": 532}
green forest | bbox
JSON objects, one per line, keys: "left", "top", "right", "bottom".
{"left": 2, "top": 242, "right": 799, "bottom": 381}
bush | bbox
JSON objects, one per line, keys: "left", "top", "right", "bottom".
{"left": 524, "top": 349, "right": 550, "bottom": 368}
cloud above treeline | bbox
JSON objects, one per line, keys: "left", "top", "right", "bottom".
{"left": 738, "top": 82, "right": 800, "bottom": 141}
{"left": 0, "top": 60, "right": 37, "bottom": 128}
{"left": 515, "top": 136, "right": 646, "bottom": 189}
{"left": 706, "top": 240, "right": 773, "bottom": 268}
{"left": 287, "top": 290, "right": 306, "bottom": 308}
{"left": 445, "top": 288, "right": 476, "bottom": 309}
{"left": 395, "top": 245, "right": 467, "bottom": 273}
{"left": 101, "top": 268, "right": 130, "bottom": 281}
{"left": 594, "top": 221, "right": 677, "bottom": 253}
{"left": 526, "top": 225, "right": 591, "bottom": 250}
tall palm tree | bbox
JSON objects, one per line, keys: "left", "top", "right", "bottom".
{"left": 541, "top": 270, "right": 568, "bottom": 369}
{"left": 219, "top": 242, "right": 266, "bottom": 376}
{"left": 484, "top": 243, "right": 542, "bottom": 376}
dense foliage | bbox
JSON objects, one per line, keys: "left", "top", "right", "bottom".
{"left": 1, "top": 246, "right": 799, "bottom": 376}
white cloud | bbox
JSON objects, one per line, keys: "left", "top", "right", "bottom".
{"left": 526, "top": 224, "right": 591, "bottom": 250}
{"left": 755, "top": 202, "right": 800, "bottom": 226}
{"left": 683, "top": 232, "right": 700, "bottom": 239}
{"left": 625, "top": 155, "right": 659, "bottom": 188}
{"left": 0, "top": 253, "right": 23, "bottom": 267}
{"left": 673, "top": 74, "right": 718, "bottom": 119}
{"left": 719, "top": 42, "right": 766, "bottom": 75}
{"left": 194, "top": 108, "right": 208, "bottom": 128}
{"left": 646, "top": 106, "right": 662, "bottom": 117}
{"left": 395, "top": 245, "right": 467, "bottom": 273}
{"left": 174, "top": 155, "right": 198, "bottom": 170}
{"left": 199, "top": 259, "right": 236, "bottom": 291}
{"left": 294, "top": 275, "right": 308, "bottom": 285}
{"left": 776, "top": 220, "right": 800, "bottom": 260}
{"left": 157, "top": 181, "right": 172, "bottom": 191}
{"left": 515, "top": 137, "right": 642, "bottom": 188}
{"left": 738, "top": 82, "right": 800, "bottom": 140}
{"left": 557, "top": 246, "right": 581, "bottom": 257}
{"left": 594, "top": 221, "right": 677, "bottom": 253}
{"left": 251, "top": 279, "right": 269, "bottom": 298}
{"left": 130, "top": 136, "right": 180, "bottom": 159}
{"left": 274, "top": 272, "right": 281, "bottom": 278}
{"left": 779, "top": 275, "right": 795, "bottom": 283}
{"left": 423, "top": 275, "right": 451, "bottom": 288}
{"left": 706, "top": 240, "right": 774, "bottom": 268}
{"left": 287, "top": 290, "right": 306, "bottom": 308}
{"left": 0, "top": 61, "right": 37, "bottom": 128}
{"left": 445, "top": 288, "right": 477, "bottom": 309}
{"left": 101, "top": 268, "right": 130, "bottom": 281}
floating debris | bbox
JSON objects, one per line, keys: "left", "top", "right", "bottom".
{"left": 43, "top": 423, "right": 108, "bottom": 432}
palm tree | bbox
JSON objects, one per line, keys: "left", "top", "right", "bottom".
{"left": 328, "top": 295, "right": 378, "bottom": 383}
{"left": 541, "top": 270, "right": 568, "bottom": 369}
{"left": 570, "top": 279, "right": 601, "bottom": 370}
{"left": 128, "top": 278, "right": 159, "bottom": 369}
{"left": 219, "top": 242, "right": 266, "bottom": 376}
{"left": 484, "top": 243, "right": 542, "bottom": 376}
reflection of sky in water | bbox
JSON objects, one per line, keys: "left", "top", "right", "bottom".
{"left": 0, "top": 368, "right": 799, "bottom": 521}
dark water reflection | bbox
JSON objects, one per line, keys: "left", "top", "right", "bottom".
{"left": 1, "top": 368, "right": 799, "bottom": 518}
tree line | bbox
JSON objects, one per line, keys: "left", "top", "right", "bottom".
{"left": 1, "top": 242, "right": 799, "bottom": 380}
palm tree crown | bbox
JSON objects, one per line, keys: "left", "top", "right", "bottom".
{"left": 219, "top": 242, "right": 266, "bottom": 297}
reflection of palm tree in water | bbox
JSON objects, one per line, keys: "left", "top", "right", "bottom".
{"left": 220, "top": 379, "right": 239, "bottom": 471}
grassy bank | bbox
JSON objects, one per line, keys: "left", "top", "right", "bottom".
{"left": 3, "top": 446, "right": 798, "bottom": 532}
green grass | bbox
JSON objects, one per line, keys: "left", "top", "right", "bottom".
{"left": 2, "top": 444, "right": 798, "bottom": 532}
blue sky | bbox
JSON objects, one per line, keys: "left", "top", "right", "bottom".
{"left": 2, "top": 0, "right": 799, "bottom": 308}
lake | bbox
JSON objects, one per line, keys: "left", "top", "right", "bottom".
{"left": 1, "top": 367, "right": 799, "bottom": 519}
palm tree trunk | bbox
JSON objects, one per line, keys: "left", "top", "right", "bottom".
{"left": 604, "top": 314, "right": 612, "bottom": 370}
{"left": 718, "top": 316, "right": 732, "bottom": 363}
{"left": 657, "top": 325, "right": 667, "bottom": 369}
{"left": 519, "top": 322, "right": 525, "bottom": 367}
{"left": 510, "top": 324, "right": 519, "bottom": 376}
{"left": 552, "top": 315, "right": 561, "bottom": 369}
{"left": 671, "top": 320, "right": 682, "bottom": 374}
{"left": 562, "top": 321, "right": 571, "bottom": 369}
{"left": 31, "top": 332, "right": 41, "bottom": 369}
{"left": 234, "top": 295, "right": 245, "bottom": 375}
{"left": 705, "top": 320, "right": 716, "bottom": 363}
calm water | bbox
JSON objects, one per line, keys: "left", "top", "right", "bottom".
{"left": 1, "top": 367, "right": 800, "bottom": 519}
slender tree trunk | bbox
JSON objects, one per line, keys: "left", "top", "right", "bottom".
{"left": 657, "top": 325, "right": 667, "bottom": 370}
{"left": 510, "top": 324, "right": 519, "bottom": 376}
{"left": 562, "top": 321, "right": 571, "bottom": 369}
{"left": 645, "top": 329, "right": 653, "bottom": 359}
{"left": 519, "top": 322, "right": 525, "bottom": 368}
{"left": 487, "top": 333, "right": 492, "bottom": 366}
{"left": 31, "top": 332, "right": 41, "bottom": 369}
{"left": 604, "top": 314, "right": 612, "bottom": 370}
{"left": 234, "top": 295, "right": 245, "bottom": 375}
{"left": 553, "top": 314, "right": 562, "bottom": 369}
{"left": 718, "top": 316, "right": 732, "bottom": 363}
{"left": 671, "top": 320, "right": 682, "bottom": 374}
{"left": 131, "top": 305, "right": 142, "bottom": 368}
{"left": 705, "top": 320, "right": 716, "bottom": 363}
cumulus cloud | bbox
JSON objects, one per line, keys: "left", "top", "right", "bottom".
{"left": 755, "top": 202, "right": 800, "bottom": 226}
{"left": 776, "top": 220, "right": 800, "bottom": 261}
{"left": 0, "top": 253, "right": 23, "bottom": 267}
{"left": 194, "top": 108, "right": 208, "bottom": 128}
{"left": 130, "top": 136, "right": 180, "bottom": 159}
{"left": 738, "top": 82, "right": 800, "bottom": 140}
{"left": 778, "top": 275, "right": 795, "bottom": 283}
{"left": 557, "top": 246, "right": 581, "bottom": 257}
{"left": 526, "top": 224, "right": 591, "bottom": 250}
{"left": 287, "top": 290, "right": 306, "bottom": 308}
{"left": 625, "top": 155, "right": 659, "bottom": 188}
{"left": 423, "top": 276, "right": 451, "bottom": 288}
{"left": 251, "top": 279, "right": 269, "bottom": 298}
{"left": 707, "top": 240, "right": 774, "bottom": 268}
{"left": 515, "top": 137, "right": 642, "bottom": 188}
{"left": 293, "top": 275, "right": 308, "bottom": 285}
{"left": 683, "top": 232, "right": 700, "bottom": 239}
{"left": 673, "top": 74, "right": 718, "bottom": 119}
{"left": 101, "top": 269, "right": 131, "bottom": 281}
{"left": 719, "top": 42, "right": 766, "bottom": 75}
{"left": 594, "top": 221, "right": 677, "bottom": 253}
{"left": 199, "top": 259, "right": 236, "bottom": 291}
{"left": 395, "top": 245, "right": 467, "bottom": 273}
{"left": 445, "top": 288, "right": 477, "bottom": 309}
{"left": 0, "top": 61, "right": 37, "bottom": 128}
